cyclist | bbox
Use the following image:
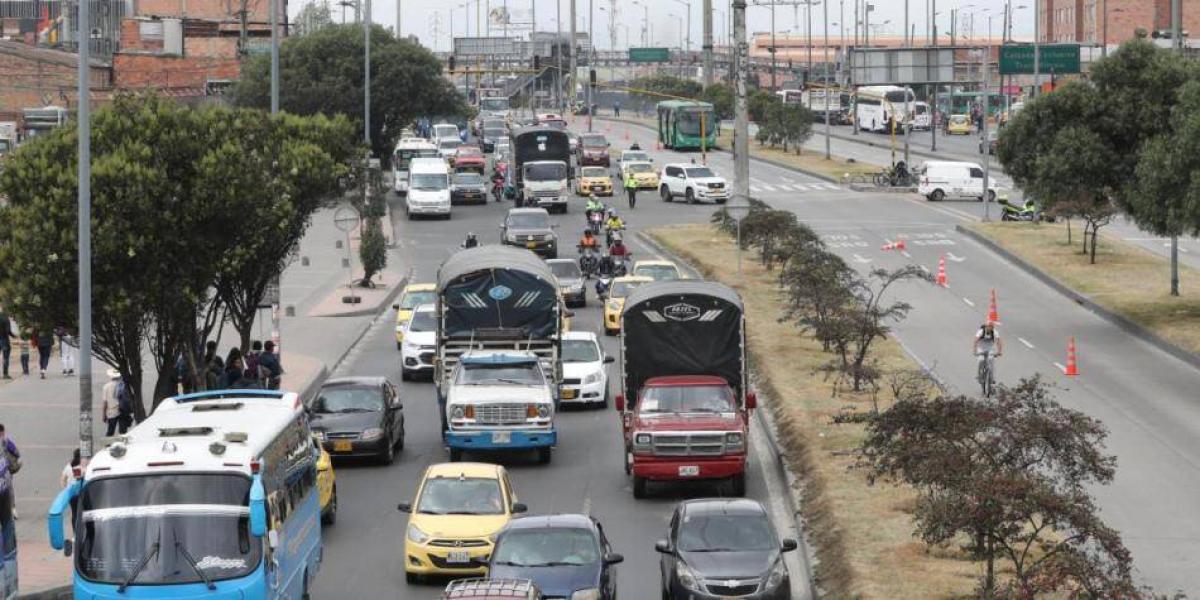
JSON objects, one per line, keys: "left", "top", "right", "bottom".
{"left": 973, "top": 321, "right": 1003, "bottom": 386}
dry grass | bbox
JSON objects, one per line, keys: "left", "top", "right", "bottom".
{"left": 970, "top": 221, "right": 1200, "bottom": 355}
{"left": 649, "top": 223, "right": 980, "bottom": 600}
{"left": 714, "top": 130, "right": 879, "bottom": 182}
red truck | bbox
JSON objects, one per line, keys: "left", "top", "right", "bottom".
{"left": 452, "top": 145, "right": 487, "bottom": 173}
{"left": 616, "top": 280, "right": 755, "bottom": 499}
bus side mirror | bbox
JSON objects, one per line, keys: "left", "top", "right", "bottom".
{"left": 615, "top": 394, "right": 625, "bottom": 412}
{"left": 249, "top": 475, "right": 267, "bottom": 538}
{"left": 746, "top": 391, "right": 757, "bottom": 410}
{"left": 48, "top": 479, "right": 81, "bottom": 551}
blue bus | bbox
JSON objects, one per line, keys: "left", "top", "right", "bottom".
{"left": 0, "top": 458, "right": 16, "bottom": 600}
{"left": 48, "top": 390, "right": 322, "bottom": 599}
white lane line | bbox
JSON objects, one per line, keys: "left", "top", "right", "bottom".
{"left": 900, "top": 250, "right": 912, "bottom": 258}
{"left": 750, "top": 184, "right": 762, "bottom": 193}
{"left": 962, "top": 297, "right": 975, "bottom": 307}
{"left": 919, "top": 265, "right": 931, "bottom": 274}
{"left": 820, "top": 183, "right": 842, "bottom": 190}
{"left": 1018, "top": 337, "right": 1034, "bottom": 349}
{"left": 759, "top": 183, "right": 778, "bottom": 192}
{"left": 1054, "top": 362, "right": 1067, "bottom": 373}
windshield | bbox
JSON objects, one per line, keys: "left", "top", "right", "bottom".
{"left": 580, "top": 135, "right": 607, "bottom": 148}
{"left": 626, "top": 163, "right": 653, "bottom": 174}
{"left": 484, "top": 128, "right": 506, "bottom": 139}
{"left": 677, "top": 109, "right": 714, "bottom": 135}
{"left": 480, "top": 98, "right": 509, "bottom": 111}
{"left": 634, "top": 264, "right": 680, "bottom": 281}
{"left": 549, "top": 261, "right": 581, "bottom": 279}
{"left": 542, "top": 119, "right": 567, "bottom": 129}
{"left": 434, "top": 125, "right": 458, "bottom": 137}
{"left": 677, "top": 514, "right": 777, "bottom": 552}
{"left": 453, "top": 173, "right": 485, "bottom": 185}
{"left": 417, "top": 477, "right": 504, "bottom": 515}
{"left": 950, "top": 115, "right": 968, "bottom": 124}
{"left": 581, "top": 167, "right": 608, "bottom": 178}
{"left": 400, "top": 290, "right": 435, "bottom": 309}
{"left": 76, "top": 474, "right": 261, "bottom": 585}
{"left": 411, "top": 173, "right": 448, "bottom": 191}
{"left": 914, "top": 104, "right": 929, "bottom": 115}
{"left": 507, "top": 213, "right": 550, "bottom": 229}
{"left": 456, "top": 361, "right": 545, "bottom": 386}
{"left": 562, "top": 339, "right": 600, "bottom": 363}
{"left": 610, "top": 280, "right": 645, "bottom": 298}
{"left": 315, "top": 386, "right": 382, "bottom": 413}
{"left": 623, "top": 152, "right": 648, "bottom": 162}
{"left": 640, "top": 385, "right": 734, "bottom": 414}
{"left": 493, "top": 528, "right": 600, "bottom": 567}
{"left": 408, "top": 309, "right": 436, "bottom": 333}
{"left": 524, "top": 163, "right": 567, "bottom": 181}
{"left": 685, "top": 168, "right": 716, "bottom": 178}
{"left": 439, "top": 140, "right": 461, "bottom": 151}
{"left": 457, "top": 147, "right": 482, "bottom": 157}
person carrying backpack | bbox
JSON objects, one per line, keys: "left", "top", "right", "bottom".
{"left": 102, "top": 369, "right": 132, "bottom": 435}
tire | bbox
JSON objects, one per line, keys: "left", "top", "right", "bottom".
{"left": 322, "top": 486, "right": 337, "bottom": 525}
{"left": 397, "top": 341, "right": 402, "bottom": 351}
{"left": 303, "top": 570, "right": 312, "bottom": 600}
{"left": 930, "top": 189, "right": 945, "bottom": 202}
{"left": 380, "top": 437, "right": 395, "bottom": 465}
{"left": 985, "top": 189, "right": 996, "bottom": 203}
{"left": 406, "top": 210, "right": 415, "bottom": 220}
{"left": 715, "top": 198, "right": 727, "bottom": 205}
{"left": 448, "top": 447, "right": 463, "bottom": 462}
{"left": 729, "top": 473, "right": 746, "bottom": 497}
{"left": 623, "top": 447, "right": 632, "bottom": 475}
{"left": 400, "top": 368, "right": 411, "bottom": 382}
{"left": 537, "top": 447, "right": 552, "bottom": 464}
{"left": 685, "top": 188, "right": 696, "bottom": 204}
{"left": 398, "top": 419, "right": 406, "bottom": 451}
{"left": 633, "top": 476, "right": 648, "bottom": 499}
{"left": 660, "top": 186, "right": 672, "bottom": 202}
{"left": 604, "top": 327, "right": 617, "bottom": 337}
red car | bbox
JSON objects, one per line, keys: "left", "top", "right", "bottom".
{"left": 453, "top": 145, "right": 486, "bottom": 173}
{"left": 577, "top": 133, "right": 611, "bottom": 166}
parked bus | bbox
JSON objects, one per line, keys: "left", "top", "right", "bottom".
{"left": 936, "top": 90, "right": 1007, "bottom": 118}
{"left": 393, "top": 138, "right": 439, "bottom": 195}
{"left": 854, "top": 85, "right": 916, "bottom": 133}
{"left": 48, "top": 390, "right": 323, "bottom": 599}
{"left": 656, "top": 100, "right": 717, "bottom": 150}
{"left": 0, "top": 459, "right": 15, "bottom": 600}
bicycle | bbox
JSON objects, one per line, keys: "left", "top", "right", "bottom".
{"left": 976, "top": 350, "right": 998, "bottom": 398}
{"left": 873, "top": 163, "right": 916, "bottom": 188}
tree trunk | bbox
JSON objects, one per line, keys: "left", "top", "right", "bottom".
{"left": 126, "top": 364, "right": 148, "bottom": 423}
{"left": 153, "top": 363, "right": 178, "bottom": 409}
{"left": 1081, "top": 220, "right": 1091, "bottom": 255}
{"left": 984, "top": 537, "right": 996, "bottom": 596}
{"left": 1089, "top": 225, "right": 1099, "bottom": 264}
{"left": 1065, "top": 217, "right": 1072, "bottom": 245}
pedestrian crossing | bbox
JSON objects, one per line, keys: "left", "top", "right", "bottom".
{"left": 749, "top": 181, "right": 844, "bottom": 194}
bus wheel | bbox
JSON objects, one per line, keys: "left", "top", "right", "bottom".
{"left": 303, "top": 570, "right": 312, "bottom": 600}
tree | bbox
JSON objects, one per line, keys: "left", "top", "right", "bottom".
{"left": 233, "top": 24, "right": 469, "bottom": 157}
{"left": 359, "top": 217, "right": 387, "bottom": 284}
{"left": 861, "top": 377, "right": 1140, "bottom": 596}
{"left": 748, "top": 88, "right": 779, "bottom": 124}
{"left": 780, "top": 103, "right": 814, "bottom": 155}
{"left": 699, "top": 84, "right": 735, "bottom": 120}
{"left": 294, "top": 0, "right": 334, "bottom": 36}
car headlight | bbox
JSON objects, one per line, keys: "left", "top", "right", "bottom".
{"left": 451, "top": 405, "right": 465, "bottom": 420}
{"left": 633, "top": 432, "right": 652, "bottom": 452}
{"left": 725, "top": 431, "right": 745, "bottom": 452}
{"left": 570, "top": 589, "right": 602, "bottom": 600}
{"left": 361, "top": 427, "right": 384, "bottom": 441}
{"left": 765, "top": 557, "right": 788, "bottom": 589}
{"left": 676, "top": 562, "right": 702, "bottom": 592}
{"left": 583, "top": 371, "right": 602, "bottom": 385}
{"left": 537, "top": 403, "right": 552, "bottom": 418}
{"left": 407, "top": 523, "right": 430, "bottom": 544}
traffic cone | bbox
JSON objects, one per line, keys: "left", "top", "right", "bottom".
{"left": 1064, "top": 337, "right": 1079, "bottom": 376}
{"left": 936, "top": 255, "right": 948, "bottom": 287}
{"left": 895, "top": 237, "right": 906, "bottom": 250}
{"left": 987, "top": 289, "right": 1000, "bottom": 323}
{"left": 881, "top": 241, "right": 895, "bottom": 251}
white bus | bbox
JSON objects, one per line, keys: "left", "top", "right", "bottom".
{"left": 48, "top": 390, "right": 323, "bottom": 599}
{"left": 854, "top": 85, "right": 916, "bottom": 133}
{"left": 393, "top": 138, "right": 439, "bottom": 195}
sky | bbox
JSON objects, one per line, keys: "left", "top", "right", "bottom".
{"left": 292, "top": 0, "right": 1037, "bottom": 52}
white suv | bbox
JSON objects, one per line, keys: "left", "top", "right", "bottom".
{"left": 659, "top": 163, "right": 730, "bottom": 204}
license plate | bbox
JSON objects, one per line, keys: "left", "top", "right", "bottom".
{"left": 492, "top": 431, "right": 512, "bottom": 444}
{"left": 678, "top": 465, "right": 700, "bottom": 477}
{"left": 446, "top": 551, "right": 470, "bottom": 564}
{"left": 332, "top": 440, "right": 353, "bottom": 453}
{"left": 561, "top": 389, "right": 577, "bottom": 399}
{"left": 526, "top": 241, "right": 537, "bottom": 249}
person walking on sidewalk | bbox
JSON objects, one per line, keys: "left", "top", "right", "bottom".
{"left": 219, "top": 348, "right": 244, "bottom": 389}
{"left": 57, "top": 326, "right": 77, "bottom": 376}
{"left": 17, "top": 330, "right": 30, "bottom": 376}
{"left": 259, "top": 341, "right": 283, "bottom": 390}
{"left": 101, "top": 369, "right": 133, "bottom": 436}
{"left": 244, "top": 341, "right": 263, "bottom": 383}
{"left": 0, "top": 424, "right": 18, "bottom": 475}
{"left": 59, "top": 448, "right": 81, "bottom": 489}
{"left": 33, "top": 328, "right": 54, "bottom": 379}
{"left": 204, "top": 340, "right": 224, "bottom": 390}
{"left": 0, "top": 308, "right": 14, "bottom": 380}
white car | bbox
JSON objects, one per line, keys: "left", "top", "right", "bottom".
{"left": 432, "top": 123, "right": 460, "bottom": 143}
{"left": 616, "top": 150, "right": 651, "bottom": 173}
{"left": 437, "top": 138, "right": 462, "bottom": 161}
{"left": 400, "top": 304, "right": 437, "bottom": 380}
{"left": 559, "top": 331, "right": 612, "bottom": 407}
{"left": 659, "top": 163, "right": 730, "bottom": 204}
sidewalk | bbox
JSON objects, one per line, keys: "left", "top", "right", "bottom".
{"left": 4, "top": 200, "right": 408, "bottom": 597}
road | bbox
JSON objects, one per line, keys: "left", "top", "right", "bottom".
{"left": 310, "top": 125, "right": 820, "bottom": 599}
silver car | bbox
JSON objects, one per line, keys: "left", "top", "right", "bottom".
{"left": 547, "top": 258, "right": 586, "bottom": 308}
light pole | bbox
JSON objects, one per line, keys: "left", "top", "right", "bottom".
{"left": 770, "top": 0, "right": 777, "bottom": 91}
{"left": 669, "top": 0, "right": 692, "bottom": 55}
{"left": 732, "top": 0, "right": 749, "bottom": 280}
{"left": 823, "top": 0, "right": 830, "bottom": 159}
{"left": 365, "top": 0, "right": 372, "bottom": 148}
{"left": 633, "top": 0, "right": 649, "bottom": 46}
{"left": 76, "top": 0, "right": 94, "bottom": 464}
{"left": 669, "top": 13, "right": 684, "bottom": 52}
{"left": 704, "top": 0, "right": 714, "bottom": 87}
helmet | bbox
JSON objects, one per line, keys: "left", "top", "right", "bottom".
{"left": 583, "top": 229, "right": 593, "bottom": 235}
{"left": 612, "top": 233, "right": 623, "bottom": 243}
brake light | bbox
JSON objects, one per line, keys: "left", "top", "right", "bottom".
{"left": 250, "top": 460, "right": 261, "bottom": 474}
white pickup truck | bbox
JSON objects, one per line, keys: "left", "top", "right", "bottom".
{"left": 443, "top": 350, "right": 558, "bottom": 464}
{"left": 658, "top": 163, "right": 730, "bottom": 204}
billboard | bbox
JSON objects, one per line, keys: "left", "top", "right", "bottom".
{"left": 849, "top": 47, "right": 956, "bottom": 85}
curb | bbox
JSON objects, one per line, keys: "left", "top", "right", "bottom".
{"left": 956, "top": 225, "right": 1200, "bottom": 372}
{"left": 595, "top": 117, "right": 841, "bottom": 185}
{"left": 848, "top": 183, "right": 917, "bottom": 194}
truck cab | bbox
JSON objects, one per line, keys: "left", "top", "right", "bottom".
{"left": 513, "top": 127, "right": 571, "bottom": 214}
{"left": 444, "top": 351, "right": 557, "bottom": 464}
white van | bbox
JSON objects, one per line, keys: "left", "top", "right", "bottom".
{"left": 918, "top": 160, "right": 999, "bottom": 202}
{"left": 912, "top": 101, "right": 932, "bottom": 130}
{"left": 406, "top": 157, "right": 452, "bottom": 219}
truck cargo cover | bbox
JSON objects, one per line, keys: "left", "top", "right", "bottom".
{"left": 437, "top": 246, "right": 560, "bottom": 339}
{"left": 513, "top": 127, "right": 570, "bottom": 164}
{"left": 621, "top": 280, "right": 745, "bottom": 402}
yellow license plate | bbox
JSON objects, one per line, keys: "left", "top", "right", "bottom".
{"left": 526, "top": 241, "right": 537, "bottom": 248}
{"left": 561, "top": 389, "right": 577, "bottom": 399}
{"left": 332, "top": 440, "right": 353, "bottom": 452}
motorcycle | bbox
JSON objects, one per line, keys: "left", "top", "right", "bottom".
{"left": 1000, "top": 199, "right": 1039, "bottom": 222}
{"left": 604, "top": 252, "right": 630, "bottom": 277}
{"left": 605, "top": 225, "right": 625, "bottom": 248}
{"left": 586, "top": 210, "right": 604, "bottom": 235}
{"left": 578, "top": 245, "right": 600, "bottom": 278}
{"left": 491, "top": 177, "right": 505, "bottom": 203}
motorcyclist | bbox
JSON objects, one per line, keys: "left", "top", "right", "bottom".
{"left": 608, "top": 235, "right": 629, "bottom": 258}
{"left": 579, "top": 229, "right": 600, "bottom": 250}
{"left": 462, "top": 232, "right": 479, "bottom": 249}
{"left": 629, "top": 142, "right": 641, "bottom": 151}
{"left": 490, "top": 169, "right": 506, "bottom": 202}
{"left": 585, "top": 197, "right": 605, "bottom": 218}
{"left": 973, "top": 321, "right": 1003, "bottom": 384}
{"left": 605, "top": 212, "right": 624, "bottom": 234}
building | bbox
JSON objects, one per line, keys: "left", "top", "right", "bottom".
{"left": 0, "top": 39, "right": 111, "bottom": 115}
{"left": 1039, "top": 0, "right": 1200, "bottom": 47}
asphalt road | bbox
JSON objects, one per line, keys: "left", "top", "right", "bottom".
{"left": 310, "top": 123, "right": 819, "bottom": 599}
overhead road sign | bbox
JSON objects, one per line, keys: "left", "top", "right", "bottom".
{"left": 629, "top": 47, "right": 671, "bottom": 63}
{"left": 999, "top": 44, "right": 1080, "bottom": 75}
{"left": 849, "top": 47, "right": 956, "bottom": 86}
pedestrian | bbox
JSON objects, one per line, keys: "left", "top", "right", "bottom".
{"left": 204, "top": 340, "right": 223, "bottom": 390}
{"left": 0, "top": 424, "right": 19, "bottom": 476}
{"left": 219, "top": 348, "right": 244, "bottom": 389}
{"left": 34, "top": 328, "right": 54, "bottom": 379}
{"left": 101, "top": 369, "right": 132, "bottom": 436}
{"left": 0, "top": 307, "right": 13, "bottom": 379}
{"left": 244, "top": 340, "right": 263, "bottom": 383}
{"left": 17, "top": 329, "right": 30, "bottom": 376}
{"left": 624, "top": 172, "right": 638, "bottom": 209}
{"left": 57, "top": 326, "right": 77, "bottom": 376}
{"left": 59, "top": 448, "right": 81, "bottom": 489}
{"left": 259, "top": 341, "right": 283, "bottom": 390}
{"left": 614, "top": 102, "right": 621, "bottom": 117}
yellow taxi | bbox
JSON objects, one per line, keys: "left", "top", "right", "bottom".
{"left": 620, "top": 161, "right": 659, "bottom": 190}
{"left": 576, "top": 166, "right": 614, "bottom": 196}
{"left": 946, "top": 114, "right": 972, "bottom": 135}
{"left": 632, "top": 259, "right": 684, "bottom": 281}
{"left": 393, "top": 282, "right": 436, "bottom": 349}
{"left": 603, "top": 275, "right": 653, "bottom": 336}
{"left": 314, "top": 435, "right": 337, "bottom": 525}
{"left": 398, "top": 462, "right": 527, "bottom": 583}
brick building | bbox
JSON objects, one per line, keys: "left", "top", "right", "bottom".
{"left": 0, "top": 39, "right": 111, "bottom": 114}
{"left": 1039, "top": 0, "right": 1200, "bottom": 47}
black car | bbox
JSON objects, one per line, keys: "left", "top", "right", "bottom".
{"left": 481, "top": 125, "right": 507, "bottom": 153}
{"left": 657, "top": 499, "right": 798, "bottom": 600}
{"left": 501, "top": 208, "right": 558, "bottom": 259}
{"left": 308, "top": 377, "right": 405, "bottom": 464}
{"left": 451, "top": 172, "right": 489, "bottom": 205}
{"left": 488, "top": 514, "right": 623, "bottom": 600}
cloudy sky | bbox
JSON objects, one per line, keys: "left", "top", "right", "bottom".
{"left": 294, "top": 0, "right": 1035, "bottom": 52}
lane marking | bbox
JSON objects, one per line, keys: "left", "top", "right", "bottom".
{"left": 1018, "top": 337, "right": 1034, "bottom": 349}
{"left": 962, "top": 297, "right": 975, "bottom": 307}
{"left": 946, "top": 252, "right": 966, "bottom": 262}
{"left": 759, "top": 183, "right": 778, "bottom": 192}
{"left": 900, "top": 250, "right": 912, "bottom": 258}
{"left": 1054, "top": 362, "right": 1067, "bottom": 373}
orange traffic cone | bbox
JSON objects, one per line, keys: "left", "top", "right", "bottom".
{"left": 1064, "top": 337, "right": 1079, "bottom": 376}
{"left": 936, "top": 255, "right": 948, "bottom": 287}
{"left": 881, "top": 241, "right": 894, "bottom": 251}
{"left": 895, "top": 237, "right": 906, "bottom": 250}
{"left": 987, "top": 289, "right": 1000, "bottom": 323}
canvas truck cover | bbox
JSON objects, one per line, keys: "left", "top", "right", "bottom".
{"left": 621, "top": 280, "right": 745, "bottom": 403}
{"left": 512, "top": 126, "right": 570, "bottom": 184}
{"left": 437, "top": 245, "right": 561, "bottom": 340}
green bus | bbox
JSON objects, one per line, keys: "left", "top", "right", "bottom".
{"left": 656, "top": 100, "right": 717, "bottom": 150}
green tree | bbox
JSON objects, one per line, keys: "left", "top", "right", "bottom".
{"left": 748, "top": 88, "right": 779, "bottom": 124}
{"left": 359, "top": 216, "right": 387, "bottom": 284}
{"left": 293, "top": 0, "right": 334, "bottom": 36}
{"left": 233, "top": 24, "right": 468, "bottom": 157}
{"left": 780, "top": 103, "right": 814, "bottom": 155}
{"left": 699, "top": 83, "right": 734, "bottom": 120}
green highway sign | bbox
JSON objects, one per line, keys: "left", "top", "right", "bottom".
{"left": 999, "top": 44, "right": 1081, "bottom": 75}
{"left": 629, "top": 47, "right": 671, "bottom": 63}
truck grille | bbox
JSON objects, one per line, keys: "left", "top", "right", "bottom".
{"left": 476, "top": 404, "right": 530, "bottom": 426}
{"left": 708, "top": 182, "right": 725, "bottom": 189}
{"left": 652, "top": 432, "right": 727, "bottom": 456}
{"left": 534, "top": 190, "right": 560, "bottom": 198}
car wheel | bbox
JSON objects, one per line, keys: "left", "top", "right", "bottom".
{"left": 406, "top": 210, "right": 415, "bottom": 220}
{"left": 381, "top": 437, "right": 395, "bottom": 465}
{"left": 537, "top": 447, "right": 552, "bottom": 464}
{"left": 624, "top": 447, "right": 632, "bottom": 475}
{"left": 397, "top": 341, "right": 402, "bottom": 351}
{"left": 398, "top": 419, "right": 406, "bottom": 450}
{"left": 685, "top": 188, "right": 696, "bottom": 204}
{"left": 604, "top": 327, "right": 616, "bottom": 337}
{"left": 660, "top": 186, "right": 671, "bottom": 202}
{"left": 729, "top": 473, "right": 746, "bottom": 497}
{"left": 601, "top": 387, "right": 609, "bottom": 409}
{"left": 400, "top": 368, "right": 411, "bottom": 382}
{"left": 322, "top": 485, "right": 337, "bottom": 525}
{"left": 930, "top": 189, "right": 945, "bottom": 202}
{"left": 633, "top": 476, "right": 648, "bottom": 499}
{"left": 715, "top": 198, "right": 727, "bottom": 205}
{"left": 985, "top": 189, "right": 996, "bottom": 202}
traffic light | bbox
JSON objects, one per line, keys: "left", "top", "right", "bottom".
{"left": 534, "top": 55, "right": 541, "bottom": 70}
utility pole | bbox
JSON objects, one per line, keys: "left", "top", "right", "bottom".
{"left": 396, "top": 0, "right": 401, "bottom": 38}
{"left": 271, "top": 0, "right": 279, "bottom": 114}
{"left": 823, "top": 0, "right": 830, "bottom": 159}
{"left": 556, "top": 0, "right": 562, "bottom": 109}
{"left": 77, "top": 0, "right": 95, "bottom": 465}
{"left": 365, "top": 0, "right": 371, "bottom": 147}
{"left": 733, "top": 0, "right": 749, "bottom": 276}
{"left": 569, "top": 0, "right": 577, "bottom": 106}
{"left": 806, "top": 0, "right": 812, "bottom": 82}
{"left": 981, "top": 45, "right": 991, "bottom": 221}
{"left": 1171, "top": 0, "right": 1182, "bottom": 295}
{"left": 904, "top": 0, "right": 909, "bottom": 46}
{"left": 770, "top": 1, "right": 776, "bottom": 91}
{"left": 703, "top": 0, "right": 714, "bottom": 87}
{"left": 1032, "top": 0, "right": 1039, "bottom": 96}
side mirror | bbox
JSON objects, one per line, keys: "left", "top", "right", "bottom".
{"left": 654, "top": 540, "right": 673, "bottom": 554}
{"left": 397, "top": 502, "right": 413, "bottom": 513}
{"left": 614, "top": 394, "right": 625, "bottom": 412}
{"left": 604, "top": 356, "right": 615, "bottom": 364}
{"left": 512, "top": 502, "right": 528, "bottom": 514}
{"left": 604, "top": 553, "right": 625, "bottom": 565}
{"left": 63, "top": 539, "right": 74, "bottom": 557}
{"left": 390, "top": 399, "right": 403, "bottom": 410}
{"left": 249, "top": 475, "right": 267, "bottom": 537}
{"left": 781, "top": 538, "right": 799, "bottom": 553}
{"left": 745, "top": 391, "right": 758, "bottom": 411}
{"left": 48, "top": 479, "right": 81, "bottom": 550}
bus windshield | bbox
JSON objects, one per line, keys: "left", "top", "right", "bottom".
{"left": 677, "top": 109, "right": 714, "bottom": 135}
{"left": 76, "top": 474, "right": 261, "bottom": 585}
{"left": 480, "top": 98, "right": 509, "bottom": 112}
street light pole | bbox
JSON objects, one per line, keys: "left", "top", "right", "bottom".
{"left": 569, "top": 0, "right": 577, "bottom": 107}
{"left": 1032, "top": 0, "right": 1040, "bottom": 96}
{"left": 704, "top": 0, "right": 714, "bottom": 87}
{"left": 733, "top": 0, "right": 749, "bottom": 279}
{"left": 77, "top": 0, "right": 94, "bottom": 464}
{"left": 270, "top": 0, "right": 279, "bottom": 114}
{"left": 770, "top": 1, "right": 777, "bottom": 91}
{"left": 824, "top": 0, "right": 830, "bottom": 159}
{"left": 365, "top": 0, "right": 371, "bottom": 147}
